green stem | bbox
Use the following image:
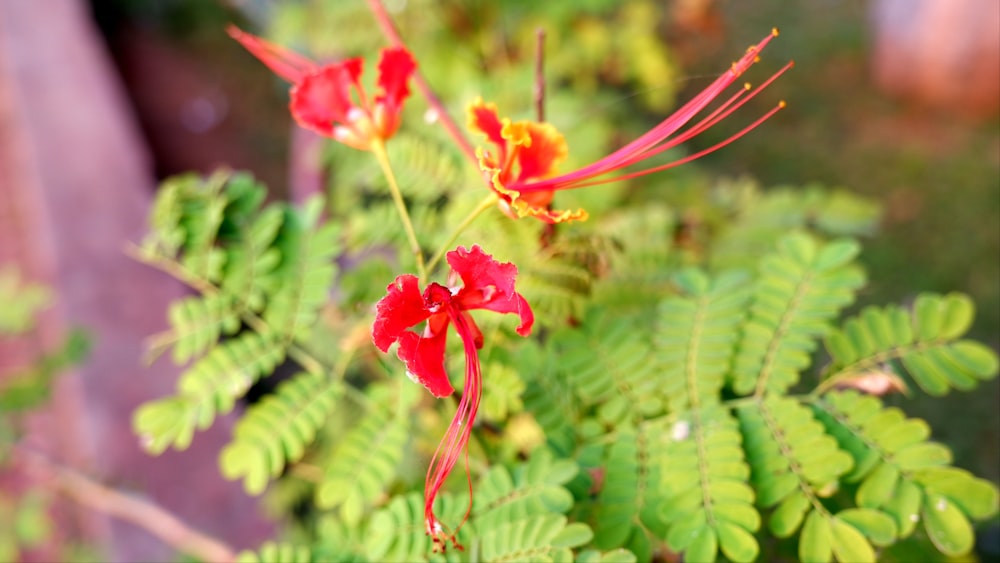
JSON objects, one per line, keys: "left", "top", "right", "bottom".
{"left": 370, "top": 140, "right": 427, "bottom": 281}
{"left": 425, "top": 193, "right": 499, "bottom": 276}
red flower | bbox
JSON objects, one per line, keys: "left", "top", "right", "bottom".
{"left": 228, "top": 25, "right": 416, "bottom": 151}
{"left": 468, "top": 29, "right": 793, "bottom": 223}
{"left": 372, "top": 245, "right": 533, "bottom": 549}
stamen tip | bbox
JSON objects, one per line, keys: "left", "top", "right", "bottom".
{"left": 743, "top": 82, "right": 752, "bottom": 91}
{"left": 772, "top": 27, "right": 780, "bottom": 37}
{"left": 779, "top": 100, "right": 787, "bottom": 108}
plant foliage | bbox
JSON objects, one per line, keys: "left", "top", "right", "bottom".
{"left": 132, "top": 161, "right": 999, "bottom": 562}
{"left": 130, "top": 4, "right": 999, "bottom": 561}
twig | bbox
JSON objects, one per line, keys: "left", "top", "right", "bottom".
{"left": 18, "top": 447, "right": 237, "bottom": 563}
{"left": 535, "top": 28, "right": 546, "bottom": 123}
{"left": 366, "top": 0, "right": 478, "bottom": 164}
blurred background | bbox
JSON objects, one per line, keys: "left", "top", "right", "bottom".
{"left": 1, "top": 0, "right": 997, "bottom": 560}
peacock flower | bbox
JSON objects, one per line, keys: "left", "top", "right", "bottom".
{"left": 228, "top": 25, "right": 416, "bottom": 151}
{"left": 468, "top": 29, "right": 793, "bottom": 223}
{"left": 372, "top": 245, "right": 534, "bottom": 549}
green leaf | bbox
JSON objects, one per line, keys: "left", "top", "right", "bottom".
{"left": 712, "top": 502, "right": 760, "bottom": 532}
{"left": 715, "top": 520, "right": 758, "bottom": 563}
{"left": 914, "top": 294, "right": 945, "bottom": 341}
{"left": 915, "top": 467, "right": 999, "bottom": 519}
{"left": 221, "top": 371, "right": 342, "bottom": 495}
{"left": 220, "top": 442, "right": 271, "bottom": 496}
{"left": 479, "top": 362, "right": 526, "bottom": 422}
{"left": 836, "top": 508, "right": 897, "bottom": 546}
{"left": 872, "top": 418, "right": 930, "bottom": 453}
{"left": 812, "top": 239, "right": 860, "bottom": 271}
{"left": 799, "top": 510, "right": 832, "bottom": 563}
{"left": 892, "top": 443, "right": 952, "bottom": 471}
{"left": 574, "top": 549, "right": 637, "bottom": 563}
{"left": 938, "top": 294, "right": 974, "bottom": 339}
{"left": 236, "top": 541, "right": 311, "bottom": 563}
{"left": 949, "top": 340, "right": 999, "bottom": 379}
{"left": 316, "top": 384, "right": 410, "bottom": 523}
{"left": 769, "top": 489, "right": 810, "bottom": 537}
{"left": 657, "top": 269, "right": 750, "bottom": 410}
{"left": 552, "top": 311, "right": 662, "bottom": 427}
{"left": 856, "top": 462, "right": 899, "bottom": 509}
{"left": 830, "top": 517, "right": 876, "bottom": 563}
{"left": 133, "top": 396, "right": 198, "bottom": 453}
{"left": 550, "top": 522, "right": 594, "bottom": 548}
{"left": 153, "top": 294, "right": 239, "bottom": 364}
{"left": 478, "top": 514, "right": 582, "bottom": 562}
{"left": 883, "top": 479, "right": 923, "bottom": 537}
{"left": 474, "top": 449, "right": 578, "bottom": 531}
{"left": 684, "top": 527, "right": 717, "bottom": 563}
{"left": 823, "top": 294, "right": 997, "bottom": 396}
{"left": 263, "top": 200, "right": 340, "bottom": 340}
{"left": 922, "top": 493, "right": 974, "bottom": 556}
{"left": 364, "top": 492, "right": 464, "bottom": 561}
{"left": 732, "top": 233, "right": 864, "bottom": 394}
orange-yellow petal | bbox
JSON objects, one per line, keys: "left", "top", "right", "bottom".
{"left": 518, "top": 122, "right": 567, "bottom": 181}
{"left": 508, "top": 199, "right": 589, "bottom": 224}
{"left": 500, "top": 120, "right": 532, "bottom": 148}
{"left": 487, "top": 169, "right": 586, "bottom": 224}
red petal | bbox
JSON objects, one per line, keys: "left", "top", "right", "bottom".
{"left": 227, "top": 25, "right": 316, "bottom": 84}
{"left": 372, "top": 275, "right": 431, "bottom": 352}
{"left": 446, "top": 246, "right": 534, "bottom": 336}
{"left": 290, "top": 63, "right": 361, "bottom": 137}
{"left": 375, "top": 47, "right": 416, "bottom": 112}
{"left": 467, "top": 98, "right": 506, "bottom": 149}
{"left": 509, "top": 293, "right": 534, "bottom": 337}
{"left": 396, "top": 328, "right": 454, "bottom": 398}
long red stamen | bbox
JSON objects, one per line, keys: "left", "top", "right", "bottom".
{"left": 608, "top": 59, "right": 795, "bottom": 173}
{"left": 565, "top": 100, "right": 787, "bottom": 189}
{"left": 508, "top": 30, "right": 789, "bottom": 196}
{"left": 424, "top": 308, "right": 482, "bottom": 552}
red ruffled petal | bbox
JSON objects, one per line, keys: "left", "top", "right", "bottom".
{"left": 372, "top": 275, "right": 432, "bottom": 352}
{"left": 375, "top": 47, "right": 416, "bottom": 113}
{"left": 290, "top": 63, "right": 361, "bottom": 137}
{"left": 446, "top": 246, "right": 534, "bottom": 336}
{"left": 227, "top": 25, "right": 316, "bottom": 84}
{"left": 396, "top": 328, "right": 454, "bottom": 398}
{"left": 467, "top": 98, "right": 507, "bottom": 150}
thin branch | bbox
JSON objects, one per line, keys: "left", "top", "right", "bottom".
{"left": 366, "top": 0, "right": 478, "bottom": 164}
{"left": 18, "top": 447, "right": 237, "bottom": 563}
{"left": 370, "top": 140, "right": 427, "bottom": 282}
{"left": 534, "top": 28, "right": 546, "bottom": 123}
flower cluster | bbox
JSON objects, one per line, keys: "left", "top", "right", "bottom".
{"left": 372, "top": 245, "right": 533, "bottom": 549}
{"left": 228, "top": 26, "right": 416, "bottom": 151}
{"left": 469, "top": 29, "right": 791, "bottom": 223}
{"left": 231, "top": 24, "right": 787, "bottom": 551}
